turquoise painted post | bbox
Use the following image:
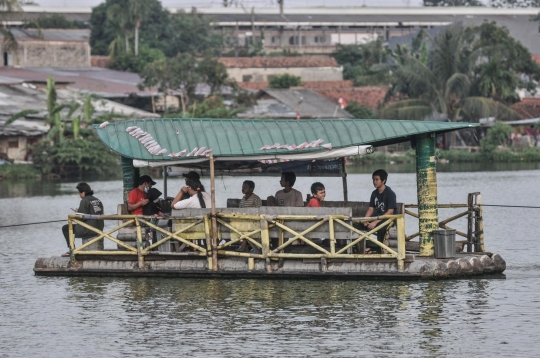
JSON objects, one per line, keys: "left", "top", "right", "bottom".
{"left": 121, "top": 156, "right": 139, "bottom": 203}
{"left": 415, "top": 134, "right": 439, "bottom": 256}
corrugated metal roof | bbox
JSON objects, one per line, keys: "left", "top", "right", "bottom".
{"left": 0, "top": 29, "right": 90, "bottom": 41}
{"left": 94, "top": 118, "right": 478, "bottom": 161}
{"left": 258, "top": 88, "right": 353, "bottom": 119}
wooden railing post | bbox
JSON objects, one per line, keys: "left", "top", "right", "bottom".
{"left": 467, "top": 193, "right": 474, "bottom": 253}
{"left": 68, "top": 217, "right": 75, "bottom": 263}
{"left": 204, "top": 214, "right": 213, "bottom": 269}
{"left": 260, "top": 215, "right": 272, "bottom": 273}
{"left": 397, "top": 216, "right": 406, "bottom": 272}
{"left": 135, "top": 217, "right": 145, "bottom": 269}
{"left": 475, "top": 194, "right": 485, "bottom": 252}
{"left": 329, "top": 217, "right": 336, "bottom": 255}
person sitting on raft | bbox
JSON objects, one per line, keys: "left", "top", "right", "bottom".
{"left": 172, "top": 179, "right": 211, "bottom": 209}
{"left": 306, "top": 182, "right": 326, "bottom": 207}
{"left": 176, "top": 171, "right": 201, "bottom": 202}
{"left": 127, "top": 175, "right": 156, "bottom": 215}
{"left": 61, "top": 182, "right": 104, "bottom": 257}
{"left": 240, "top": 180, "right": 262, "bottom": 208}
{"left": 267, "top": 171, "right": 304, "bottom": 207}
{"left": 237, "top": 180, "right": 262, "bottom": 252}
{"left": 363, "top": 169, "right": 397, "bottom": 254}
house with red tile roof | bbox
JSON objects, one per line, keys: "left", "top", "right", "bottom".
{"left": 219, "top": 56, "right": 343, "bottom": 83}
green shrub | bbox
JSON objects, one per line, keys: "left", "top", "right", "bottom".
{"left": 0, "top": 164, "right": 41, "bottom": 179}
{"left": 268, "top": 74, "right": 302, "bottom": 88}
{"left": 108, "top": 45, "right": 166, "bottom": 73}
{"left": 345, "top": 101, "right": 374, "bottom": 119}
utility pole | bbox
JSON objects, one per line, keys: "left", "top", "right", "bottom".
{"left": 278, "top": 0, "right": 284, "bottom": 16}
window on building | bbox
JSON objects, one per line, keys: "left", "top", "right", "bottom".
{"left": 8, "top": 140, "right": 19, "bottom": 148}
{"left": 242, "top": 75, "right": 253, "bottom": 82}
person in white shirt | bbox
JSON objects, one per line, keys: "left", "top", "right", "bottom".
{"left": 172, "top": 179, "right": 211, "bottom": 209}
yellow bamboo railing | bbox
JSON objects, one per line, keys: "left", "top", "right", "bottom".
{"left": 67, "top": 212, "right": 407, "bottom": 271}
{"left": 404, "top": 193, "right": 484, "bottom": 252}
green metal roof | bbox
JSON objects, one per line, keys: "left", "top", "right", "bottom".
{"left": 93, "top": 118, "right": 479, "bottom": 161}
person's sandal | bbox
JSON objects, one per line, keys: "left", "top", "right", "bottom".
{"left": 61, "top": 252, "right": 70, "bottom": 257}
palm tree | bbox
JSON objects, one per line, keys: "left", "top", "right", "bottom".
{"left": 129, "top": 0, "right": 151, "bottom": 57}
{"left": 380, "top": 25, "right": 519, "bottom": 124}
{"left": 0, "top": 0, "right": 22, "bottom": 53}
{"left": 107, "top": 1, "right": 132, "bottom": 55}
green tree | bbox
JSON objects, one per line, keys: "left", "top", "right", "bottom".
{"left": 6, "top": 77, "right": 120, "bottom": 177}
{"left": 108, "top": 44, "right": 165, "bottom": 73}
{"left": 168, "top": 54, "right": 201, "bottom": 113}
{"left": 129, "top": 0, "right": 151, "bottom": 57}
{"left": 470, "top": 21, "right": 540, "bottom": 104}
{"left": 197, "top": 56, "right": 229, "bottom": 95}
{"left": 165, "top": 9, "right": 223, "bottom": 57}
{"left": 333, "top": 40, "right": 392, "bottom": 86}
{"left": 0, "top": 0, "right": 22, "bottom": 52}
{"left": 380, "top": 25, "right": 519, "bottom": 131}
{"left": 480, "top": 121, "right": 513, "bottom": 159}
{"left": 106, "top": 0, "right": 132, "bottom": 55}
{"left": 268, "top": 74, "right": 302, "bottom": 88}
{"left": 345, "top": 102, "right": 374, "bottom": 119}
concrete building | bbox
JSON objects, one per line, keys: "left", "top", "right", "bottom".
{"left": 219, "top": 56, "right": 343, "bottom": 83}
{"left": 11, "top": 6, "right": 540, "bottom": 56}
{"left": 0, "top": 29, "right": 91, "bottom": 68}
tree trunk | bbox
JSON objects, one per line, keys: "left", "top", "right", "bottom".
{"left": 125, "top": 32, "right": 130, "bottom": 53}
{"left": 135, "top": 22, "right": 140, "bottom": 57}
{"left": 180, "top": 92, "right": 186, "bottom": 115}
{"left": 150, "top": 86, "right": 156, "bottom": 114}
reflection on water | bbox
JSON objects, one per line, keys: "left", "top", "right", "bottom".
{"left": 1, "top": 169, "right": 540, "bottom": 356}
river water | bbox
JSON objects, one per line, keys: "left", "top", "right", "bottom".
{"left": 1, "top": 166, "right": 539, "bottom": 357}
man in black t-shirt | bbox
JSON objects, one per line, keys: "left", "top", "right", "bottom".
{"left": 364, "top": 169, "right": 397, "bottom": 253}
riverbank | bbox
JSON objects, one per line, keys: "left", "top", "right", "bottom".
{"left": 349, "top": 147, "right": 540, "bottom": 164}
{"left": 0, "top": 164, "right": 42, "bottom": 180}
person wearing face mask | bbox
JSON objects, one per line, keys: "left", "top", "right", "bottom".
{"left": 127, "top": 175, "right": 156, "bottom": 215}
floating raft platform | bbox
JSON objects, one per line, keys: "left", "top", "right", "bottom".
{"left": 34, "top": 252, "right": 506, "bottom": 280}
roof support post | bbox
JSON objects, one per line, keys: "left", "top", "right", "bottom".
{"left": 121, "top": 156, "right": 139, "bottom": 203}
{"left": 341, "top": 159, "right": 348, "bottom": 203}
{"left": 163, "top": 166, "right": 168, "bottom": 198}
{"left": 415, "top": 133, "right": 438, "bottom": 257}
{"left": 210, "top": 154, "right": 218, "bottom": 271}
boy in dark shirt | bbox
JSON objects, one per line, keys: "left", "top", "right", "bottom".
{"left": 364, "top": 169, "right": 397, "bottom": 253}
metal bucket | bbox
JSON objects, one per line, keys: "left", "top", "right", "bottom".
{"left": 156, "top": 219, "right": 173, "bottom": 253}
{"left": 433, "top": 229, "right": 456, "bottom": 259}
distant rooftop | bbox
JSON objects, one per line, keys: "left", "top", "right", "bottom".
{"left": 219, "top": 56, "right": 338, "bottom": 68}
{"left": 0, "top": 29, "right": 90, "bottom": 42}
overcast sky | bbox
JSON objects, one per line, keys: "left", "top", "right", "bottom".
{"left": 29, "top": 0, "right": 435, "bottom": 8}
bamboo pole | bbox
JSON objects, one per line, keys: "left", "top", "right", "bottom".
{"left": 210, "top": 154, "right": 218, "bottom": 271}
{"left": 405, "top": 204, "right": 468, "bottom": 209}
{"left": 135, "top": 217, "right": 145, "bottom": 269}
{"left": 477, "top": 194, "right": 485, "bottom": 252}
{"left": 68, "top": 218, "right": 75, "bottom": 262}
{"left": 204, "top": 214, "right": 213, "bottom": 269}
{"left": 397, "top": 216, "right": 406, "bottom": 272}
{"left": 467, "top": 193, "right": 474, "bottom": 253}
{"left": 329, "top": 217, "right": 335, "bottom": 254}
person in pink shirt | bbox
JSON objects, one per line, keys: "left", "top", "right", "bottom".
{"left": 306, "top": 182, "right": 326, "bottom": 207}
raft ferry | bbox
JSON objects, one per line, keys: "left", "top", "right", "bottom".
{"left": 34, "top": 118, "right": 506, "bottom": 279}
